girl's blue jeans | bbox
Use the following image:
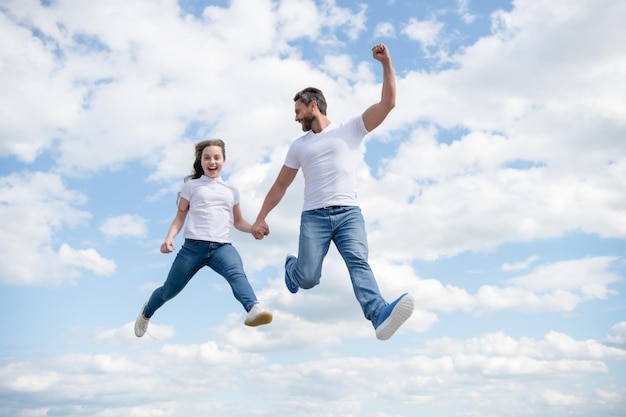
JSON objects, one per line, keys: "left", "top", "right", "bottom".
{"left": 143, "top": 239, "right": 258, "bottom": 318}
{"left": 285, "top": 206, "right": 386, "bottom": 324}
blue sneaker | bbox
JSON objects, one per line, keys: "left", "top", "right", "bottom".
{"left": 374, "top": 293, "right": 414, "bottom": 340}
{"left": 284, "top": 254, "right": 299, "bottom": 294}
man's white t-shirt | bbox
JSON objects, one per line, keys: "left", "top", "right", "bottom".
{"left": 284, "top": 116, "right": 368, "bottom": 211}
{"left": 179, "top": 176, "right": 239, "bottom": 243}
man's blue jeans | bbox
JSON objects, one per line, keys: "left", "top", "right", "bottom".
{"left": 285, "top": 206, "right": 387, "bottom": 324}
{"left": 143, "top": 239, "right": 258, "bottom": 318}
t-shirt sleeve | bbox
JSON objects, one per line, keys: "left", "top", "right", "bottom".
{"left": 232, "top": 186, "right": 240, "bottom": 205}
{"left": 349, "top": 116, "right": 368, "bottom": 146}
{"left": 179, "top": 180, "right": 193, "bottom": 201}
{"left": 284, "top": 141, "right": 300, "bottom": 169}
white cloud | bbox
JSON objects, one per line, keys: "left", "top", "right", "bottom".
{"left": 99, "top": 214, "right": 148, "bottom": 239}
{"left": 321, "top": 0, "right": 367, "bottom": 42}
{"left": 402, "top": 17, "right": 444, "bottom": 47}
{"left": 509, "top": 257, "right": 620, "bottom": 294}
{"left": 0, "top": 8, "right": 81, "bottom": 162}
{"left": 502, "top": 255, "right": 540, "bottom": 272}
{"left": 399, "top": 256, "right": 618, "bottom": 315}
{"left": 540, "top": 389, "right": 584, "bottom": 406}
{"left": 275, "top": 0, "right": 322, "bottom": 41}
{"left": 2, "top": 328, "right": 623, "bottom": 417}
{"left": 424, "top": 331, "right": 626, "bottom": 362}
{"left": 58, "top": 243, "right": 116, "bottom": 276}
{"left": 606, "top": 322, "right": 626, "bottom": 346}
{"left": 4, "top": 367, "right": 61, "bottom": 393}
{"left": 0, "top": 171, "right": 115, "bottom": 285}
{"left": 473, "top": 257, "right": 620, "bottom": 312}
{"left": 373, "top": 21, "right": 396, "bottom": 38}
{"left": 456, "top": 0, "right": 476, "bottom": 24}
{"left": 160, "top": 340, "right": 267, "bottom": 366}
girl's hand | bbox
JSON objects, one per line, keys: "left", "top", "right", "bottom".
{"left": 160, "top": 240, "right": 176, "bottom": 253}
{"left": 252, "top": 220, "right": 270, "bottom": 240}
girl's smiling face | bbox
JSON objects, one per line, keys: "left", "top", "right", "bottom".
{"left": 201, "top": 145, "right": 225, "bottom": 178}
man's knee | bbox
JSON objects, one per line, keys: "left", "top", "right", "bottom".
{"left": 294, "top": 269, "right": 321, "bottom": 289}
{"left": 299, "top": 279, "right": 318, "bottom": 290}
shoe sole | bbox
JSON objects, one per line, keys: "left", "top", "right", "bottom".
{"left": 134, "top": 303, "right": 149, "bottom": 337}
{"left": 135, "top": 317, "right": 148, "bottom": 337}
{"left": 245, "top": 311, "right": 273, "bottom": 327}
{"left": 375, "top": 295, "right": 414, "bottom": 341}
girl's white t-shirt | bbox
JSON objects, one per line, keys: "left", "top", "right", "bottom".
{"left": 284, "top": 116, "right": 368, "bottom": 211}
{"left": 179, "top": 176, "right": 239, "bottom": 243}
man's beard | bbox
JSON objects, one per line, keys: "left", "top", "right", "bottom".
{"left": 301, "top": 115, "right": 314, "bottom": 131}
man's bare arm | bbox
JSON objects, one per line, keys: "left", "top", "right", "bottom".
{"left": 252, "top": 165, "right": 298, "bottom": 239}
{"left": 362, "top": 44, "right": 396, "bottom": 132}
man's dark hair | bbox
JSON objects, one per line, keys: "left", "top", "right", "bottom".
{"left": 294, "top": 87, "right": 327, "bottom": 115}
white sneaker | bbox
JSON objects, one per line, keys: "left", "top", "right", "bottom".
{"left": 244, "top": 303, "right": 273, "bottom": 327}
{"left": 134, "top": 302, "right": 150, "bottom": 337}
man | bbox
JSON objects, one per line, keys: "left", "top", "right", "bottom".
{"left": 252, "top": 44, "right": 414, "bottom": 341}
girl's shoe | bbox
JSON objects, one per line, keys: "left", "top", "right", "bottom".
{"left": 245, "top": 303, "right": 273, "bottom": 327}
{"left": 134, "top": 302, "right": 150, "bottom": 337}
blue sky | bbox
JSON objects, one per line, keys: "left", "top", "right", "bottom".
{"left": 1, "top": 0, "right": 625, "bottom": 416}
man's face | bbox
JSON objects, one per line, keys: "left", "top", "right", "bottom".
{"left": 294, "top": 99, "right": 315, "bottom": 132}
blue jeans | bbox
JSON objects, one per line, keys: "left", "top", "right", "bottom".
{"left": 143, "top": 239, "right": 258, "bottom": 318}
{"left": 285, "top": 206, "right": 387, "bottom": 324}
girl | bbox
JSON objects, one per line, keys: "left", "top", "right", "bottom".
{"left": 135, "top": 139, "right": 272, "bottom": 337}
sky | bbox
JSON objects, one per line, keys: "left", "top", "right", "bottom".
{"left": 0, "top": 0, "right": 625, "bottom": 416}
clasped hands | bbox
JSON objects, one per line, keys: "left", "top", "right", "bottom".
{"left": 251, "top": 219, "right": 270, "bottom": 240}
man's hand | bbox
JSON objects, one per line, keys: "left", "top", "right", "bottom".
{"left": 252, "top": 219, "right": 270, "bottom": 240}
{"left": 372, "top": 43, "right": 391, "bottom": 63}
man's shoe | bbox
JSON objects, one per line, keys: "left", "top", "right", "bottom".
{"left": 374, "top": 293, "right": 414, "bottom": 341}
{"left": 134, "top": 302, "right": 150, "bottom": 337}
{"left": 285, "top": 254, "right": 299, "bottom": 294}
{"left": 244, "top": 303, "right": 273, "bottom": 327}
